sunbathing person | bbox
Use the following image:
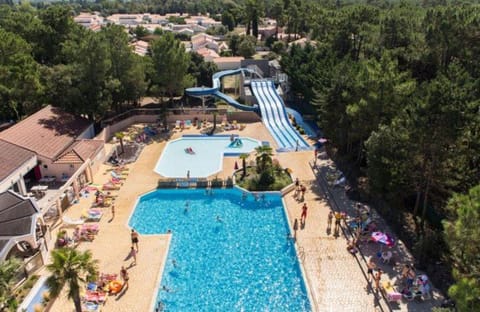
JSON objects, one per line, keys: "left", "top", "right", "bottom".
{"left": 73, "top": 227, "right": 94, "bottom": 242}
{"left": 346, "top": 240, "right": 358, "bottom": 255}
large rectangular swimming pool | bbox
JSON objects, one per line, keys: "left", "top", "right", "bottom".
{"left": 129, "top": 188, "right": 311, "bottom": 311}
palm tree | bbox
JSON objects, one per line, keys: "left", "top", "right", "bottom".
{"left": 46, "top": 248, "right": 98, "bottom": 312}
{"left": 254, "top": 145, "right": 273, "bottom": 172}
{"left": 209, "top": 112, "right": 217, "bottom": 136}
{"left": 0, "top": 258, "right": 22, "bottom": 311}
{"left": 114, "top": 132, "right": 125, "bottom": 154}
{"left": 239, "top": 153, "right": 249, "bottom": 179}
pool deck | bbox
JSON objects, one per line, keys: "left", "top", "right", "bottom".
{"left": 48, "top": 122, "right": 440, "bottom": 312}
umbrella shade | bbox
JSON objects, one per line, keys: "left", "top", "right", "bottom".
{"left": 234, "top": 161, "right": 239, "bottom": 170}
{"left": 371, "top": 231, "right": 395, "bottom": 247}
{"left": 318, "top": 138, "right": 328, "bottom": 143}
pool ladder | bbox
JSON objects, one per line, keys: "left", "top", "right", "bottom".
{"left": 297, "top": 246, "right": 306, "bottom": 263}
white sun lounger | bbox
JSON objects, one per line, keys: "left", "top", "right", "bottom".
{"left": 62, "top": 215, "right": 85, "bottom": 226}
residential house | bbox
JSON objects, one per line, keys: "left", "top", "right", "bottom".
{"left": 74, "top": 12, "right": 104, "bottom": 31}
{"left": 131, "top": 40, "right": 150, "bottom": 56}
{"left": 196, "top": 47, "right": 220, "bottom": 62}
{"left": 213, "top": 57, "right": 245, "bottom": 70}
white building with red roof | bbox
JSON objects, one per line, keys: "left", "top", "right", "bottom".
{"left": 0, "top": 105, "right": 105, "bottom": 199}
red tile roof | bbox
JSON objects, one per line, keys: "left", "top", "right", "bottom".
{"left": 0, "top": 105, "right": 92, "bottom": 160}
{"left": 54, "top": 140, "right": 104, "bottom": 164}
{"left": 0, "top": 140, "right": 35, "bottom": 182}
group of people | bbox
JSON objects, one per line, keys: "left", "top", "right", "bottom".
{"left": 293, "top": 178, "right": 307, "bottom": 201}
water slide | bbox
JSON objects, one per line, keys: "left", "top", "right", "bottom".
{"left": 185, "top": 68, "right": 258, "bottom": 112}
{"left": 185, "top": 68, "right": 311, "bottom": 151}
{"left": 251, "top": 80, "right": 310, "bottom": 151}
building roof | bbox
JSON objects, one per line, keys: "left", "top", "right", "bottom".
{"left": 196, "top": 47, "right": 219, "bottom": 61}
{"left": 213, "top": 57, "right": 244, "bottom": 64}
{"left": 0, "top": 105, "right": 92, "bottom": 160}
{"left": 0, "top": 140, "right": 36, "bottom": 182}
{"left": 288, "top": 37, "right": 316, "bottom": 48}
{"left": 0, "top": 191, "right": 39, "bottom": 237}
{"left": 131, "top": 40, "right": 149, "bottom": 56}
{"left": 54, "top": 139, "right": 104, "bottom": 164}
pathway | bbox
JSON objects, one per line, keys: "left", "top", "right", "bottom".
{"left": 46, "top": 122, "right": 442, "bottom": 312}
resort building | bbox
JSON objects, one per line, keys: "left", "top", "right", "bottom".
{"left": 73, "top": 12, "right": 104, "bottom": 32}
{"left": 0, "top": 191, "right": 48, "bottom": 274}
{"left": 101, "top": 13, "right": 220, "bottom": 35}
{"left": 0, "top": 106, "right": 105, "bottom": 210}
{"left": 0, "top": 141, "right": 37, "bottom": 195}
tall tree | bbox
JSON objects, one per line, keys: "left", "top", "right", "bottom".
{"left": 237, "top": 36, "right": 256, "bottom": 58}
{"left": 60, "top": 29, "right": 113, "bottom": 120}
{"left": 443, "top": 185, "right": 480, "bottom": 310}
{"left": 46, "top": 248, "right": 98, "bottom": 312}
{"left": 0, "top": 28, "right": 43, "bottom": 121}
{"left": 148, "top": 32, "right": 194, "bottom": 102}
{"left": 188, "top": 52, "right": 218, "bottom": 87}
{"left": 244, "top": 0, "right": 264, "bottom": 38}
{"left": 101, "top": 24, "right": 146, "bottom": 112}
{"left": 221, "top": 11, "right": 235, "bottom": 32}
{"left": 38, "top": 5, "right": 78, "bottom": 65}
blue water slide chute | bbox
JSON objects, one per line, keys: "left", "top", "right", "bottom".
{"left": 185, "top": 68, "right": 258, "bottom": 112}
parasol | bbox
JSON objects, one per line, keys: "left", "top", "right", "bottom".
{"left": 371, "top": 231, "right": 395, "bottom": 247}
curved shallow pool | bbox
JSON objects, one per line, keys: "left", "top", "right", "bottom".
{"left": 154, "top": 136, "right": 261, "bottom": 178}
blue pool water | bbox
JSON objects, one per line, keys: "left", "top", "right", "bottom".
{"left": 129, "top": 188, "right": 311, "bottom": 311}
{"left": 18, "top": 276, "right": 49, "bottom": 312}
{"left": 154, "top": 136, "right": 261, "bottom": 178}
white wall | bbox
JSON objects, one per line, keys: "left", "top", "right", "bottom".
{"left": 0, "top": 155, "right": 37, "bottom": 193}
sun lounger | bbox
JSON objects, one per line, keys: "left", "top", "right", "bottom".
{"left": 62, "top": 215, "right": 85, "bottom": 226}
{"left": 185, "top": 120, "right": 192, "bottom": 129}
{"left": 84, "top": 290, "right": 107, "bottom": 303}
{"left": 102, "top": 183, "right": 120, "bottom": 191}
{"left": 82, "top": 209, "right": 103, "bottom": 222}
{"left": 100, "top": 273, "right": 117, "bottom": 282}
{"left": 382, "top": 280, "right": 402, "bottom": 303}
{"left": 83, "top": 301, "right": 102, "bottom": 311}
{"left": 81, "top": 223, "right": 99, "bottom": 234}
{"left": 110, "top": 171, "right": 126, "bottom": 180}
{"left": 105, "top": 166, "right": 129, "bottom": 172}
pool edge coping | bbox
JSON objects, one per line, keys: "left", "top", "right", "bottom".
{"left": 153, "top": 136, "right": 263, "bottom": 178}
{"left": 280, "top": 190, "right": 317, "bottom": 312}
{"left": 18, "top": 275, "right": 48, "bottom": 311}
{"left": 127, "top": 189, "right": 172, "bottom": 312}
